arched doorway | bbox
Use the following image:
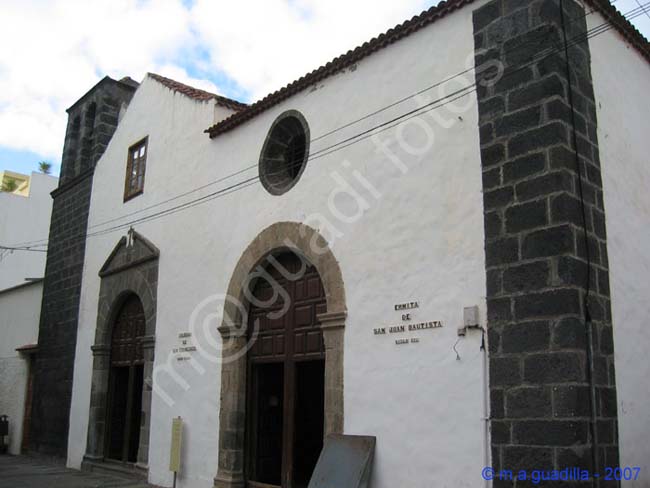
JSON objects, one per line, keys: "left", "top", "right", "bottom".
{"left": 215, "top": 222, "right": 346, "bottom": 488}
{"left": 105, "top": 294, "right": 146, "bottom": 463}
{"left": 83, "top": 230, "right": 158, "bottom": 472}
{"left": 246, "top": 252, "right": 326, "bottom": 488}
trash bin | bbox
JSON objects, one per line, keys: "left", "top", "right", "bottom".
{"left": 0, "top": 415, "right": 8, "bottom": 454}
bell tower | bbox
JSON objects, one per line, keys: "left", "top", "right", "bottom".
{"left": 29, "top": 76, "right": 137, "bottom": 457}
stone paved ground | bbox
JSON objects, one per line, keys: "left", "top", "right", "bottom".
{"left": 0, "top": 455, "right": 152, "bottom": 488}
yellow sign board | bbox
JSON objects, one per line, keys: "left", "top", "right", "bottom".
{"left": 169, "top": 417, "right": 182, "bottom": 473}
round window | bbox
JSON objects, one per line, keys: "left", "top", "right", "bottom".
{"left": 259, "top": 110, "right": 310, "bottom": 195}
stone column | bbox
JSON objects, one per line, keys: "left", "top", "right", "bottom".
{"left": 137, "top": 335, "right": 155, "bottom": 468}
{"left": 473, "top": 0, "right": 618, "bottom": 482}
{"left": 83, "top": 344, "right": 111, "bottom": 462}
{"left": 317, "top": 311, "right": 346, "bottom": 436}
{"left": 214, "top": 330, "right": 248, "bottom": 488}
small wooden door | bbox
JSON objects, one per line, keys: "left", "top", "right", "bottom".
{"left": 106, "top": 294, "right": 146, "bottom": 463}
{"left": 246, "top": 252, "right": 327, "bottom": 488}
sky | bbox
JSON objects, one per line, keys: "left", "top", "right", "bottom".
{"left": 0, "top": 0, "right": 648, "bottom": 178}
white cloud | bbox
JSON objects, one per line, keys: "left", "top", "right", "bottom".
{"left": 0, "top": 0, "right": 193, "bottom": 159}
{"left": 190, "top": 0, "right": 430, "bottom": 100}
{"left": 0, "top": 0, "right": 648, "bottom": 162}
{"left": 0, "top": 0, "right": 430, "bottom": 160}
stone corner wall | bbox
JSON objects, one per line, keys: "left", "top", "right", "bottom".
{"left": 30, "top": 172, "right": 94, "bottom": 457}
{"left": 472, "top": 0, "right": 619, "bottom": 482}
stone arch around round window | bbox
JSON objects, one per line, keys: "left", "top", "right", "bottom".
{"left": 259, "top": 110, "right": 310, "bottom": 196}
{"left": 82, "top": 230, "right": 159, "bottom": 473}
{"left": 213, "top": 221, "right": 346, "bottom": 488}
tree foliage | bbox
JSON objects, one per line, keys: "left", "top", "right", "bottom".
{"left": 1, "top": 179, "right": 18, "bottom": 192}
{"left": 38, "top": 161, "right": 52, "bottom": 174}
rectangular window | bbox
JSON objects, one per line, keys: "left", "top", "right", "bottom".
{"left": 124, "top": 137, "right": 148, "bottom": 201}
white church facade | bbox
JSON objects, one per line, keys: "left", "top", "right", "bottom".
{"left": 22, "top": 0, "right": 650, "bottom": 487}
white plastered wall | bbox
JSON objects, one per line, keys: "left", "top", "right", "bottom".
{"left": 0, "top": 172, "right": 58, "bottom": 291}
{"left": 0, "top": 281, "right": 42, "bottom": 454}
{"left": 588, "top": 11, "right": 650, "bottom": 485}
{"left": 68, "top": 4, "right": 491, "bottom": 487}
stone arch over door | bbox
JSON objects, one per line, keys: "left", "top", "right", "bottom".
{"left": 82, "top": 229, "right": 158, "bottom": 472}
{"left": 214, "top": 222, "right": 346, "bottom": 488}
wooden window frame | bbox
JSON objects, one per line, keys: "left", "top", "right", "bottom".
{"left": 123, "top": 137, "right": 148, "bottom": 202}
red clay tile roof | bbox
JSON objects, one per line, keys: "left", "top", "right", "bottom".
{"left": 587, "top": 0, "right": 650, "bottom": 58}
{"left": 205, "top": 0, "right": 649, "bottom": 138}
{"left": 148, "top": 73, "right": 247, "bottom": 111}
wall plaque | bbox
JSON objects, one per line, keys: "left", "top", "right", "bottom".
{"left": 373, "top": 301, "right": 443, "bottom": 345}
{"left": 173, "top": 331, "right": 197, "bottom": 361}
{"left": 394, "top": 301, "right": 419, "bottom": 311}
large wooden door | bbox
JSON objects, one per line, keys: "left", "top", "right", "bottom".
{"left": 106, "top": 294, "right": 145, "bottom": 463}
{"left": 246, "top": 252, "right": 327, "bottom": 488}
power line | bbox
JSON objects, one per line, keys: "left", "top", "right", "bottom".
{"left": 97, "top": 1, "right": 649, "bottom": 218}
{"left": 559, "top": 0, "right": 612, "bottom": 480}
{"left": 296, "top": 3, "right": 650, "bottom": 163}
{"left": 7, "top": 2, "right": 646, "bottom": 251}
{"left": 636, "top": 0, "right": 650, "bottom": 21}
{"left": 7, "top": 4, "right": 644, "bottom": 251}
{"left": 8, "top": 0, "right": 614, "bottom": 250}
{"left": 309, "top": 0, "right": 620, "bottom": 144}
{"left": 7, "top": 0, "right": 626, "bottom": 251}
{"left": 0, "top": 245, "right": 48, "bottom": 253}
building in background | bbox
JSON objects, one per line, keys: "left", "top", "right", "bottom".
{"left": 0, "top": 170, "right": 57, "bottom": 455}
{"left": 1, "top": 170, "right": 31, "bottom": 196}
{"left": 0, "top": 171, "right": 58, "bottom": 290}
{"left": 0, "top": 280, "right": 42, "bottom": 455}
